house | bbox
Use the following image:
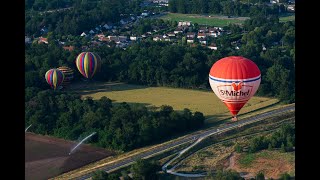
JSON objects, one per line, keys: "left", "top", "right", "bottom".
{"left": 95, "top": 25, "right": 102, "bottom": 31}
{"left": 103, "top": 23, "right": 113, "bottom": 30}
{"left": 89, "top": 30, "right": 95, "bottom": 34}
{"left": 153, "top": 35, "right": 163, "bottom": 41}
{"left": 130, "top": 36, "right": 139, "bottom": 41}
{"left": 186, "top": 37, "right": 194, "bottom": 43}
{"left": 38, "top": 37, "right": 48, "bottom": 44}
{"left": 208, "top": 27, "right": 218, "bottom": 33}
{"left": 120, "top": 19, "right": 128, "bottom": 25}
{"left": 197, "top": 32, "right": 206, "bottom": 39}
{"left": 25, "top": 36, "right": 31, "bottom": 44}
{"left": 186, "top": 32, "right": 196, "bottom": 38}
{"left": 62, "top": 45, "right": 75, "bottom": 51}
{"left": 80, "top": 32, "right": 87, "bottom": 37}
{"left": 262, "top": 44, "right": 267, "bottom": 51}
{"left": 199, "top": 27, "right": 208, "bottom": 33}
{"left": 199, "top": 38, "right": 207, "bottom": 45}
{"left": 174, "top": 28, "right": 183, "bottom": 34}
{"left": 287, "top": 5, "right": 295, "bottom": 12}
{"left": 118, "top": 36, "right": 128, "bottom": 42}
{"left": 167, "top": 32, "right": 175, "bottom": 37}
{"left": 208, "top": 43, "right": 218, "bottom": 50}
{"left": 178, "top": 21, "right": 191, "bottom": 27}
{"left": 164, "top": 36, "right": 171, "bottom": 41}
{"left": 108, "top": 36, "right": 118, "bottom": 42}
{"left": 209, "top": 31, "right": 218, "bottom": 37}
{"left": 141, "top": 12, "right": 149, "bottom": 17}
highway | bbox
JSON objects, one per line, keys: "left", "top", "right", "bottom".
{"left": 73, "top": 104, "right": 294, "bottom": 180}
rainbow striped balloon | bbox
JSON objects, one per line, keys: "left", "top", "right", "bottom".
{"left": 75, "top": 52, "right": 101, "bottom": 79}
{"left": 45, "top": 69, "right": 65, "bottom": 90}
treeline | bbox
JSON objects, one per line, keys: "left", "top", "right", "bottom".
{"left": 25, "top": 0, "right": 143, "bottom": 36}
{"left": 25, "top": 90, "right": 205, "bottom": 151}
{"left": 239, "top": 124, "right": 295, "bottom": 153}
{"left": 168, "top": 0, "right": 287, "bottom": 17}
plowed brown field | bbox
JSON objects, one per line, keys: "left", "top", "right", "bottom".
{"left": 25, "top": 132, "right": 115, "bottom": 180}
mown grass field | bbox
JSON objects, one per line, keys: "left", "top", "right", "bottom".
{"left": 279, "top": 15, "right": 295, "bottom": 22}
{"left": 69, "top": 82, "right": 279, "bottom": 122}
{"left": 158, "top": 13, "right": 247, "bottom": 26}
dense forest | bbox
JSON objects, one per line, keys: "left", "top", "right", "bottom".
{"left": 25, "top": 90, "right": 205, "bottom": 151}
{"left": 168, "top": 0, "right": 288, "bottom": 17}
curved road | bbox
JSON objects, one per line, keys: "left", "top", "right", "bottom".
{"left": 73, "top": 104, "right": 294, "bottom": 180}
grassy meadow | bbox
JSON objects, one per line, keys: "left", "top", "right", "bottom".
{"left": 69, "top": 82, "right": 279, "bottom": 122}
{"left": 158, "top": 13, "right": 247, "bottom": 26}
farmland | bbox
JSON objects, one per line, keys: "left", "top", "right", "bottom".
{"left": 69, "top": 82, "right": 279, "bottom": 122}
{"left": 25, "top": 133, "right": 115, "bottom": 180}
{"left": 158, "top": 13, "right": 247, "bottom": 26}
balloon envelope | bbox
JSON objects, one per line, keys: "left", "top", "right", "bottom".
{"left": 75, "top": 52, "right": 101, "bottom": 79}
{"left": 45, "top": 69, "right": 65, "bottom": 90}
{"left": 209, "top": 56, "right": 261, "bottom": 117}
{"left": 57, "top": 66, "right": 74, "bottom": 88}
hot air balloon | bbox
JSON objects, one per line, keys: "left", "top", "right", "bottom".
{"left": 45, "top": 69, "right": 65, "bottom": 90}
{"left": 209, "top": 56, "right": 261, "bottom": 121}
{"left": 75, "top": 52, "right": 101, "bottom": 79}
{"left": 57, "top": 66, "right": 74, "bottom": 88}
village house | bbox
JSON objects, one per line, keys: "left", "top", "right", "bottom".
{"left": 62, "top": 45, "right": 75, "bottom": 51}
{"left": 199, "top": 27, "right": 208, "bottom": 33}
{"left": 186, "top": 32, "right": 196, "bottom": 38}
{"left": 208, "top": 43, "right": 218, "bottom": 50}
{"left": 167, "top": 32, "right": 175, "bottom": 37}
{"left": 178, "top": 21, "right": 191, "bottom": 27}
{"left": 186, "top": 37, "right": 194, "bottom": 44}
{"left": 80, "top": 32, "right": 87, "bottom": 37}
{"left": 38, "top": 37, "right": 48, "bottom": 44}
{"left": 174, "top": 28, "right": 183, "bottom": 34}
{"left": 153, "top": 35, "right": 163, "bottom": 41}
{"left": 199, "top": 38, "right": 207, "bottom": 45}
{"left": 25, "top": 36, "right": 31, "bottom": 44}
{"left": 197, "top": 32, "right": 206, "bottom": 39}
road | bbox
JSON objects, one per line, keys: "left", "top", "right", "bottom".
{"left": 73, "top": 104, "right": 294, "bottom": 180}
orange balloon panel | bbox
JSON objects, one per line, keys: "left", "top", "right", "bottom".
{"left": 209, "top": 56, "right": 261, "bottom": 116}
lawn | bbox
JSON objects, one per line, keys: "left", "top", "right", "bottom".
{"left": 279, "top": 15, "right": 295, "bottom": 22}
{"left": 158, "top": 13, "right": 247, "bottom": 26}
{"left": 69, "top": 82, "right": 279, "bottom": 121}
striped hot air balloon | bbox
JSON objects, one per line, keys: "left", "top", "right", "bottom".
{"left": 45, "top": 69, "right": 65, "bottom": 90}
{"left": 209, "top": 56, "right": 261, "bottom": 121}
{"left": 75, "top": 52, "right": 101, "bottom": 79}
{"left": 57, "top": 66, "right": 74, "bottom": 88}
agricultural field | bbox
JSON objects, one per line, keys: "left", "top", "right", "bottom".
{"left": 158, "top": 13, "right": 248, "bottom": 26}
{"left": 68, "top": 82, "right": 279, "bottom": 122}
{"left": 25, "top": 133, "right": 115, "bottom": 180}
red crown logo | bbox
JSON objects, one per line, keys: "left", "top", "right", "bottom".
{"left": 232, "top": 82, "right": 243, "bottom": 91}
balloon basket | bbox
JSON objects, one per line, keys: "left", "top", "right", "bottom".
{"left": 231, "top": 116, "right": 238, "bottom": 121}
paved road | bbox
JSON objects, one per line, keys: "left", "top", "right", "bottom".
{"left": 74, "top": 104, "right": 295, "bottom": 180}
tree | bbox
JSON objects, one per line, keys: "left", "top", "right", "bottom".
{"left": 92, "top": 170, "right": 109, "bottom": 180}
{"left": 279, "top": 172, "right": 291, "bottom": 180}
{"left": 280, "top": 142, "right": 286, "bottom": 153}
{"left": 268, "top": 143, "right": 272, "bottom": 151}
{"left": 130, "top": 159, "right": 159, "bottom": 180}
{"left": 214, "top": 169, "right": 244, "bottom": 180}
{"left": 235, "top": 143, "right": 242, "bottom": 153}
{"left": 256, "top": 172, "right": 265, "bottom": 180}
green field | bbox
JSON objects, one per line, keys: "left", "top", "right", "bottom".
{"left": 279, "top": 15, "right": 295, "bottom": 22}
{"left": 69, "top": 82, "right": 279, "bottom": 121}
{"left": 159, "top": 13, "right": 247, "bottom": 26}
